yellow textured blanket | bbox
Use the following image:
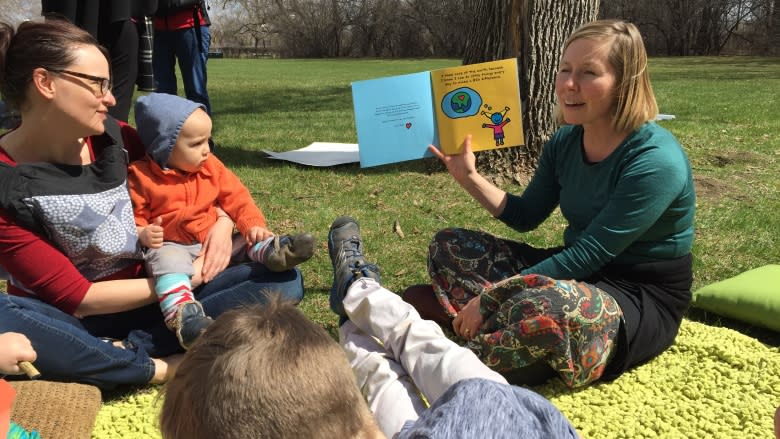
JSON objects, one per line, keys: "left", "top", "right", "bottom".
{"left": 92, "top": 319, "right": 780, "bottom": 438}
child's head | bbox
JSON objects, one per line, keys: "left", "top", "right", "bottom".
{"left": 160, "top": 296, "right": 381, "bottom": 439}
{"left": 135, "top": 93, "right": 211, "bottom": 172}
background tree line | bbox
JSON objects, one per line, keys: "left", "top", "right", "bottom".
{"left": 0, "top": 0, "right": 773, "bottom": 180}
{"left": 212, "top": 0, "right": 778, "bottom": 58}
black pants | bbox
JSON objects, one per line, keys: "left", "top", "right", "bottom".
{"left": 100, "top": 19, "right": 139, "bottom": 122}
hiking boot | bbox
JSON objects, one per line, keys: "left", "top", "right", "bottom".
{"left": 263, "top": 233, "right": 316, "bottom": 272}
{"left": 168, "top": 301, "right": 213, "bottom": 350}
{"left": 328, "top": 216, "right": 380, "bottom": 319}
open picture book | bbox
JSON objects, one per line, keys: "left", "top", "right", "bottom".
{"left": 351, "top": 58, "right": 525, "bottom": 167}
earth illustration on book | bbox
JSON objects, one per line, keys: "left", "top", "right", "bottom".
{"left": 450, "top": 91, "right": 472, "bottom": 113}
{"left": 442, "top": 87, "right": 481, "bottom": 119}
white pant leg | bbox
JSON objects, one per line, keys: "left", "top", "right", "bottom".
{"left": 340, "top": 321, "right": 426, "bottom": 437}
{"left": 343, "top": 278, "right": 507, "bottom": 405}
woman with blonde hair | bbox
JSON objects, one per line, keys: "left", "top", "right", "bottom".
{"left": 406, "top": 19, "right": 695, "bottom": 388}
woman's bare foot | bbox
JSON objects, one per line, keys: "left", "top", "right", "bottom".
{"left": 150, "top": 354, "right": 185, "bottom": 385}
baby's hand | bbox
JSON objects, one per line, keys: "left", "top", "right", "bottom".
{"left": 246, "top": 226, "right": 274, "bottom": 245}
{"left": 138, "top": 216, "right": 164, "bottom": 248}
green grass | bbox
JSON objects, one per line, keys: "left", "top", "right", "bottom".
{"left": 189, "top": 56, "right": 780, "bottom": 341}
{"left": 647, "top": 58, "right": 779, "bottom": 342}
{"left": 3, "top": 56, "right": 778, "bottom": 438}
{"left": 2, "top": 56, "right": 778, "bottom": 356}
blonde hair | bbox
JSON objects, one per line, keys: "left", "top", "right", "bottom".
{"left": 160, "top": 296, "right": 378, "bottom": 439}
{"left": 555, "top": 19, "right": 658, "bottom": 133}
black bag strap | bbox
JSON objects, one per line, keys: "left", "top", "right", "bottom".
{"left": 0, "top": 118, "right": 128, "bottom": 236}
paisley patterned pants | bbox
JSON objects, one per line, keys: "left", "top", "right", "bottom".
{"left": 428, "top": 228, "right": 623, "bottom": 388}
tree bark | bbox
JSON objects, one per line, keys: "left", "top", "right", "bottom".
{"left": 462, "top": 0, "right": 515, "bottom": 63}
{"left": 460, "top": 0, "right": 598, "bottom": 184}
{"left": 770, "top": 0, "right": 780, "bottom": 55}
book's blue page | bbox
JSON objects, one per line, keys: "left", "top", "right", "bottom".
{"left": 352, "top": 72, "right": 437, "bottom": 167}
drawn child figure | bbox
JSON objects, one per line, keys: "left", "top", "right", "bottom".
{"left": 481, "top": 105, "right": 511, "bottom": 146}
{"left": 129, "top": 93, "right": 315, "bottom": 349}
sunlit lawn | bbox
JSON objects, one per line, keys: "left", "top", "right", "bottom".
{"left": 173, "top": 56, "right": 779, "bottom": 341}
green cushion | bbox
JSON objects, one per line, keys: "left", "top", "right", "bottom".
{"left": 693, "top": 265, "right": 780, "bottom": 332}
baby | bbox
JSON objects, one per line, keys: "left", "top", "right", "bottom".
{"left": 128, "top": 93, "right": 314, "bottom": 349}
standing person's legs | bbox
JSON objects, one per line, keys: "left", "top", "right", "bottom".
{"left": 152, "top": 30, "right": 178, "bottom": 95}
{"left": 174, "top": 25, "right": 211, "bottom": 114}
{"left": 100, "top": 19, "right": 138, "bottom": 122}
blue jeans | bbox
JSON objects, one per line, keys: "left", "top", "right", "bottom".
{"left": 153, "top": 25, "right": 211, "bottom": 114}
{"left": 0, "top": 263, "right": 302, "bottom": 389}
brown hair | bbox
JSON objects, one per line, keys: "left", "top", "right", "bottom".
{"left": 160, "top": 296, "right": 378, "bottom": 439}
{"left": 0, "top": 18, "right": 107, "bottom": 111}
{"left": 555, "top": 19, "right": 658, "bottom": 133}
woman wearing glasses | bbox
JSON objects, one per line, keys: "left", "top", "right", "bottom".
{"left": 0, "top": 19, "right": 304, "bottom": 388}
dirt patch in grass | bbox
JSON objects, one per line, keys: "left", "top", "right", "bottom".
{"left": 694, "top": 150, "right": 766, "bottom": 202}
{"left": 694, "top": 175, "right": 742, "bottom": 201}
{"left": 705, "top": 150, "right": 762, "bottom": 168}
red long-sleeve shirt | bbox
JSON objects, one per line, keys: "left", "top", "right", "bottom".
{"left": 153, "top": 6, "right": 208, "bottom": 31}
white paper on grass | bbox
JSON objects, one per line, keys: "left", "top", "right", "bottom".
{"left": 262, "top": 115, "right": 675, "bottom": 167}
{"left": 262, "top": 142, "right": 359, "bottom": 167}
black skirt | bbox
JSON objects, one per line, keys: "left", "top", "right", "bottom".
{"left": 591, "top": 254, "right": 693, "bottom": 379}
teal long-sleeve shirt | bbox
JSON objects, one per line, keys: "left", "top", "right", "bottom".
{"left": 498, "top": 122, "right": 695, "bottom": 280}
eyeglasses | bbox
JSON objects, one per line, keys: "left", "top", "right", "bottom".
{"left": 47, "top": 69, "right": 112, "bottom": 97}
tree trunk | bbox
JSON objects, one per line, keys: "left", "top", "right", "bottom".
{"left": 462, "top": 0, "right": 515, "bottom": 63}
{"left": 460, "top": 0, "right": 598, "bottom": 184}
{"left": 770, "top": 0, "right": 780, "bottom": 56}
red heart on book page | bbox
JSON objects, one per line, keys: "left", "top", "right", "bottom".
{"left": 405, "top": 123, "right": 412, "bottom": 129}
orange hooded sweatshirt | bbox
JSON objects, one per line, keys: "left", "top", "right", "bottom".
{"left": 127, "top": 153, "right": 266, "bottom": 244}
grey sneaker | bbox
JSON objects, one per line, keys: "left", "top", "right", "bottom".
{"left": 168, "top": 301, "right": 213, "bottom": 350}
{"left": 263, "top": 233, "right": 316, "bottom": 272}
{"left": 328, "top": 216, "right": 380, "bottom": 319}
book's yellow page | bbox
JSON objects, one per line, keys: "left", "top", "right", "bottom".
{"left": 430, "top": 58, "right": 525, "bottom": 155}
